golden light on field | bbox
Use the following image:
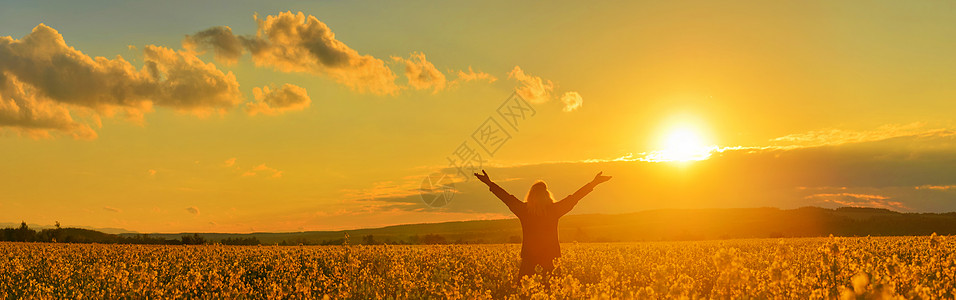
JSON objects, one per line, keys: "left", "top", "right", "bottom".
{"left": 2, "top": 236, "right": 953, "bottom": 298}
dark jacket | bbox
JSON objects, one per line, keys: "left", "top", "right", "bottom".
{"left": 488, "top": 182, "right": 595, "bottom": 261}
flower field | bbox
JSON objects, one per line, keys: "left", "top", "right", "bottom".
{"left": 1, "top": 235, "right": 953, "bottom": 299}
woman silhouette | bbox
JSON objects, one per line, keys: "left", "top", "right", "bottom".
{"left": 474, "top": 169, "right": 612, "bottom": 278}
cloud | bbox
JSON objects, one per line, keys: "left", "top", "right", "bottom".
{"left": 805, "top": 193, "right": 908, "bottom": 211}
{"left": 341, "top": 179, "right": 426, "bottom": 202}
{"left": 242, "top": 164, "right": 283, "bottom": 178}
{"left": 357, "top": 123, "right": 956, "bottom": 217}
{"left": 769, "top": 123, "right": 954, "bottom": 148}
{"left": 0, "top": 24, "right": 243, "bottom": 138}
{"left": 183, "top": 12, "right": 507, "bottom": 97}
{"left": 560, "top": 91, "right": 583, "bottom": 112}
{"left": 602, "top": 123, "right": 956, "bottom": 163}
{"left": 223, "top": 157, "right": 236, "bottom": 167}
{"left": 0, "top": 73, "right": 96, "bottom": 139}
{"left": 147, "top": 169, "right": 157, "bottom": 176}
{"left": 103, "top": 206, "right": 121, "bottom": 213}
{"left": 247, "top": 12, "right": 398, "bottom": 94}
{"left": 230, "top": 204, "right": 511, "bottom": 232}
{"left": 916, "top": 185, "right": 956, "bottom": 190}
{"left": 454, "top": 66, "right": 497, "bottom": 84}
{"left": 0, "top": 24, "right": 151, "bottom": 111}
{"left": 507, "top": 66, "right": 554, "bottom": 104}
{"left": 806, "top": 193, "right": 889, "bottom": 201}
{"left": 182, "top": 26, "right": 243, "bottom": 65}
{"left": 246, "top": 84, "right": 311, "bottom": 116}
{"left": 186, "top": 11, "right": 399, "bottom": 95}
{"left": 141, "top": 45, "right": 243, "bottom": 115}
{"left": 391, "top": 52, "right": 446, "bottom": 93}
{"left": 186, "top": 206, "right": 200, "bottom": 216}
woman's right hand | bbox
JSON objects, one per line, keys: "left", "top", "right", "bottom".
{"left": 592, "top": 171, "right": 612, "bottom": 185}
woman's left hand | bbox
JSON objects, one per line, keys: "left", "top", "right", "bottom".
{"left": 474, "top": 169, "right": 492, "bottom": 185}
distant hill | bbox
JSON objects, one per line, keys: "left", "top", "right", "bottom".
{"left": 116, "top": 206, "right": 956, "bottom": 245}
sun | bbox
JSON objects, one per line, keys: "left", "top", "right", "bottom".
{"left": 646, "top": 126, "right": 715, "bottom": 163}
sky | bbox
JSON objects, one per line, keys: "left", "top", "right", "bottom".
{"left": 1, "top": 0, "right": 955, "bottom": 233}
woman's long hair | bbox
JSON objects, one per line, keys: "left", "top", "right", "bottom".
{"left": 525, "top": 181, "right": 554, "bottom": 217}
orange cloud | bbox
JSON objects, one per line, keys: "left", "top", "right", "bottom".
{"left": 769, "top": 123, "right": 955, "bottom": 148}
{"left": 0, "top": 74, "right": 97, "bottom": 139}
{"left": 186, "top": 206, "right": 200, "bottom": 216}
{"left": 242, "top": 164, "right": 283, "bottom": 178}
{"left": 182, "top": 26, "right": 243, "bottom": 65}
{"left": 805, "top": 193, "right": 907, "bottom": 210}
{"left": 454, "top": 66, "right": 497, "bottom": 84}
{"left": 391, "top": 52, "right": 446, "bottom": 93}
{"left": 371, "top": 124, "right": 956, "bottom": 219}
{"left": 560, "top": 91, "right": 583, "bottom": 112}
{"left": 601, "top": 123, "right": 956, "bottom": 162}
{"left": 341, "top": 180, "right": 426, "bottom": 202}
{"left": 184, "top": 12, "right": 509, "bottom": 97}
{"left": 141, "top": 45, "right": 243, "bottom": 116}
{"left": 507, "top": 66, "right": 554, "bottom": 104}
{"left": 187, "top": 12, "right": 400, "bottom": 95}
{"left": 916, "top": 185, "right": 956, "bottom": 190}
{"left": 0, "top": 24, "right": 242, "bottom": 138}
{"left": 246, "top": 84, "right": 311, "bottom": 116}
{"left": 807, "top": 193, "right": 889, "bottom": 201}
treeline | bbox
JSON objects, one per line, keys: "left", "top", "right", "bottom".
{"left": 0, "top": 222, "right": 260, "bottom": 245}
{"left": 279, "top": 233, "right": 521, "bottom": 246}
{"left": 0, "top": 222, "right": 488, "bottom": 246}
{"left": 14, "top": 206, "right": 954, "bottom": 246}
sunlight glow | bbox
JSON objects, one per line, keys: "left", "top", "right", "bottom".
{"left": 643, "top": 126, "right": 716, "bottom": 163}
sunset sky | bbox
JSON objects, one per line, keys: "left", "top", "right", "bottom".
{"left": 2, "top": 1, "right": 956, "bottom": 233}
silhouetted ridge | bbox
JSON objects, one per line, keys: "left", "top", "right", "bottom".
{"left": 6, "top": 206, "right": 956, "bottom": 245}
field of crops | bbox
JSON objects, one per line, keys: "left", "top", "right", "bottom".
{"left": 2, "top": 235, "right": 954, "bottom": 299}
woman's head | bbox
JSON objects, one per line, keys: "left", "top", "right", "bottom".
{"left": 526, "top": 181, "right": 554, "bottom": 216}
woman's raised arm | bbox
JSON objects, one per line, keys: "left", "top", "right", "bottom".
{"left": 474, "top": 170, "right": 524, "bottom": 215}
{"left": 554, "top": 172, "right": 612, "bottom": 216}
